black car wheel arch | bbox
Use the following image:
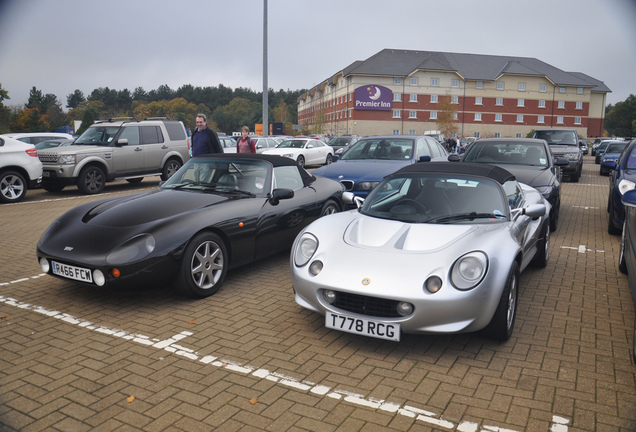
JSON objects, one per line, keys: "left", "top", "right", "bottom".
{"left": 177, "top": 231, "right": 228, "bottom": 298}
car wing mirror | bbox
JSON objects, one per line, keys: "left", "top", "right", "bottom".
{"left": 554, "top": 157, "right": 569, "bottom": 166}
{"left": 621, "top": 189, "right": 636, "bottom": 207}
{"left": 522, "top": 203, "right": 546, "bottom": 220}
{"left": 343, "top": 191, "right": 364, "bottom": 208}
{"left": 270, "top": 188, "right": 294, "bottom": 205}
{"left": 447, "top": 154, "right": 461, "bottom": 162}
{"left": 116, "top": 138, "right": 129, "bottom": 146}
{"left": 418, "top": 155, "right": 432, "bottom": 163}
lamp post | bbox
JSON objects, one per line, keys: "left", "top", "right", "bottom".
{"left": 262, "top": 0, "right": 268, "bottom": 137}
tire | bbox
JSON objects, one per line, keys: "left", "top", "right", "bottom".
{"left": 126, "top": 177, "right": 144, "bottom": 184}
{"left": 325, "top": 153, "right": 333, "bottom": 165}
{"left": 0, "top": 170, "right": 27, "bottom": 203}
{"left": 482, "top": 261, "right": 519, "bottom": 342}
{"left": 42, "top": 183, "right": 65, "bottom": 192}
{"left": 608, "top": 203, "right": 621, "bottom": 235}
{"left": 619, "top": 223, "right": 628, "bottom": 274}
{"left": 176, "top": 232, "right": 228, "bottom": 298}
{"left": 570, "top": 167, "right": 581, "bottom": 183}
{"left": 532, "top": 222, "right": 550, "bottom": 268}
{"left": 161, "top": 159, "right": 182, "bottom": 181}
{"left": 77, "top": 166, "right": 106, "bottom": 195}
{"left": 549, "top": 204, "right": 559, "bottom": 232}
{"left": 296, "top": 155, "right": 305, "bottom": 168}
{"left": 320, "top": 200, "right": 340, "bottom": 216}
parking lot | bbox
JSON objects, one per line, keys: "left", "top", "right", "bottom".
{"left": 1, "top": 155, "right": 635, "bottom": 432}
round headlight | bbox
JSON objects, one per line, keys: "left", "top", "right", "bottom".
{"left": 294, "top": 233, "right": 318, "bottom": 267}
{"left": 450, "top": 251, "right": 488, "bottom": 290}
{"left": 39, "top": 257, "right": 50, "bottom": 273}
{"left": 396, "top": 302, "right": 413, "bottom": 317}
{"left": 93, "top": 270, "right": 105, "bottom": 286}
{"left": 322, "top": 289, "right": 337, "bottom": 304}
{"left": 309, "top": 260, "right": 323, "bottom": 276}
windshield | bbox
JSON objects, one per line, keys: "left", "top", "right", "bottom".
{"left": 360, "top": 173, "right": 508, "bottom": 223}
{"left": 340, "top": 138, "right": 414, "bottom": 161}
{"left": 533, "top": 130, "right": 577, "bottom": 146}
{"left": 463, "top": 142, "right": 549, "bottom": 167}
{"left": 606, "top": 143, "right": 627, "bottom": 154}
{"left": 277, "top": 139, "right": 306, "bottom": 149}
{"left": 329, "top": 137, "right": 351, "bottom": 146}
{"left": 75, "top": 126, "right": 121, "bottom": 145}
{"left": 161, "top": 158, "right": 270, "bottom": 196}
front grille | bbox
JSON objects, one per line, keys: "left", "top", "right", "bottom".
{"left": 328, "top": 290, "right": 402, "bottom": 318}
{"left": 38, "top": 154, "right": 58, "bottom": 163}
{"left": 340, "top": 180, "right": 354, "bottom": 191}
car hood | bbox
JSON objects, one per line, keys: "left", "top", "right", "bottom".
{"left": 82, "top": 189, "right": 237, "bottom": 227}
{"left": 498, "top": 165, "right": 554, "bottom": 187}
{"left": 263, "top": 148, "right": 301, "bottom": 155}
{"left": 313, "top": 159, "right": 410, "bottom": 181}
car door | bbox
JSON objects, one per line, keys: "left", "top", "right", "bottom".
{"left": 140, "top": 125, "right": 166, "bottom": 172}
{"left": 254, "top": 165, "right": 318, "bottom": 260}
{"left": 305, "top": 139, "right": 325, "bottom": 165}
{"left": 112, "top": 126, "right": 144, "bottom": 174}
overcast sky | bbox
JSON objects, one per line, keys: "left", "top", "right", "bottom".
{"left": 1, "top": 0, "right": 634, "bottom": 109}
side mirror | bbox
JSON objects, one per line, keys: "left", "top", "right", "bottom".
{"left": 116, "top": 138, "right": 129, "bottom": 146}
{"left": 447, "top": 154, "right": 461, "bottom": 162}
{"left": 418, "top": 155, "right": 432, "bottom": 163}
{"left": 554, "top": 157, "right": 570, "bottom": 166}
{"left": 270, "top": 188, "right": 294, "bottom": 205}
{"left": 523, "top": 203, "right": 546, "bottom": 220}
{"left": 343, "top": 191, "right": 364, "bottom": 208}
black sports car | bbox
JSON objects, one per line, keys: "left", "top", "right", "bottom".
{"left": 37, "top": 154, "right": 345, "bottom": 298}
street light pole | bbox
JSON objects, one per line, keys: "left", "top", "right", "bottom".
{"left": 262, "top": 0, "right": 268, "bottom": 137}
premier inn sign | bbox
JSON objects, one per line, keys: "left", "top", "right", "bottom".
{"left": 354, "top": 85, "right": 393, "bottom": 111}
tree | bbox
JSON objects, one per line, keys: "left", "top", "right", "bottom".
{"left": 436, "top": 95, "right": 458, "bottom": 138}
{"left": 212, "top": 97, "right": 258, "bottom": 134}
{"left": 605, "top": 94, "right": 636, "bottom": 137}
{"left": 26, "top": 86, "right": 44, "bottom": 110}
{"left": 76, "top": 108, "right": 97, "bottom": 136}
{"left": 66, "top": 89, "right": 85, "bottom": 109}
{"left": 0, "top": 83, "right": 9, "bottom": 105}
{"left": 10, "top": 108, "right": 50, "bottom": 132}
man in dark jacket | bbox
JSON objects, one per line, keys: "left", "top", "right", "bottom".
{"left": 192, "top": 113, "right": 223, "bottom": 156}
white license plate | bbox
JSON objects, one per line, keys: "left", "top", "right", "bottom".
{"left": 51, "top": 261, "right": 93, "bottom": 283}
{"left": 325, "top": 312, "right": 401, "bottom": 341}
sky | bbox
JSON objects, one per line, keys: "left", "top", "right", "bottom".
{"left": 1, "top": 0, "right": 635, "bottom": 109}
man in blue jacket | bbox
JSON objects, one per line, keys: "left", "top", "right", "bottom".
{"left": 191, "top": 113, "right": 223, "bottom": 182}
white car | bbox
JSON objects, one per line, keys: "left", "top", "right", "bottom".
{"left": 4, "top": 132, "right": 74, "bottom": 145}
{"left": 263, "top": 138, "right": 333, "bottom": 167}
{"left": 0, "top": 135, "right": 44, "bottom": 203}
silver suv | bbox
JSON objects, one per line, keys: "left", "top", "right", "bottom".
{"left": 39, "top": 118, "right": 190, "bottom": 194}
{"left": 532, "top": 128, "right": 584, "bottom": 182}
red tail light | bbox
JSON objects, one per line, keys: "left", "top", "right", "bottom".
{"left": 26, "top": 148, "right": 38, "bottom": 157}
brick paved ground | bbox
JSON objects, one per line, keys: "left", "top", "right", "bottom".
{"left": 0, "top": 157, "right": 634, "bottom": 432}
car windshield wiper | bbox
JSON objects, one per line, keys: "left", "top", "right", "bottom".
{"left": 427, "top": 212, "right": 506, "bottom": 223}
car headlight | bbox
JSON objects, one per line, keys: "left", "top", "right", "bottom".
{"left": 294, "top": 233, "right": 318, "bottom": 267}
{"left": 450, "top": 251, "right": 488, "bottom": 290}
{"left": 618, "top": 179, "right": 636, "bottom": 196}
{"left": 106, "top": 234, "right": 156, "bottom": 265}
{"left": 564, "top": 152, "right": 579, "bottom": 160}
{"left": 283, "top": 153, "right": 294, "bottom": 159}
{"left": 533, "top": 186, "right": 552, "bottom": 198}
{"left": 58, "top": 154, "right": 76, "bottom": 164}
{"left": 357, "top": 181, "right": 379, "bottom": 191}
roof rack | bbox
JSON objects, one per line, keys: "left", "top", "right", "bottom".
{"left": 144, "top": 117, "right": 173, "bottom": 121}
{"left": 95, "top": 117, "right": 139, "bottom": 124}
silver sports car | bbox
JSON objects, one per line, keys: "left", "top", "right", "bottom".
{"left": 291, "top": 162, "right": 550, "bottom": 342}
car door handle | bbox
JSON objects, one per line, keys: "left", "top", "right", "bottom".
{"left": 135, "top": 148, "right": 143, "bottom": 152}
{"left": 162, "top": 145, "right": 169, "bottom": 149}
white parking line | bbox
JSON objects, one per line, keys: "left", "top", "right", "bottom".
{"left": 0, "top": 280, "right": 570, "bottom": 431}
{"left": 560, "top": 245, "right": 605, "bottom": 253}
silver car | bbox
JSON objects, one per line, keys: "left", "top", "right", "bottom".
{"left": 291, "top": 162, "right": 550, "bottom": 342}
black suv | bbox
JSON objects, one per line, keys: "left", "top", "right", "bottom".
{"left": 532, "top": 129, "right": 584, "bottom": 182}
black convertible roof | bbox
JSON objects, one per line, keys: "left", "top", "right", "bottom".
{"left": 191, "top": 153, "right": 299, "bottom": 168}
{"left": 393, "top": 162, "right": 516, "bottom": 185}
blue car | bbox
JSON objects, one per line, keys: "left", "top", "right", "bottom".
{"left": 600, "top": 141, "right": 628, "bottom": 175}
{"left": 312, "top": 135, "right": 448, "bottom": 200}
{"left": 618, "top": 188, "right": 636, "bottom": 362}
{"left": 607, "top": 139, "right": 636, "bottom": 234}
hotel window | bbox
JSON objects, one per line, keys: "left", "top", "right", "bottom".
{"left": 393, "top": 130, "right": 400, "bottom": 135}
{"left": 410, "top": 77, "right": 418, "bottom": 86}
{"left": 538, "top": 115, "right": 545, "bottom": 123}
{"left": 474, "top": 132, "right": 480, "bottom": 138}
{"left": 476, "top": 81, "right": 483, "bottom": 89}
{"left": 452, "top": 113, "right": 458, "bottom": 120}
{"left": 474, "top": 113, "right": 482, "bottom": 121}
{"left": 497, "top": 82, "right": 504, "bottom": 90}
{"left": 577, "top": 87, "right": 584, "bottom": 94}
{"left": 393, "top": 93, "right": 401, "bottom": 102}
{"left": 558, "top": 100, "right": 565, "bottom": 109}
{"left": 518, "top": 83, "right": 526, "bottom": 91}
{"left": 559, "top": 87, "right": 566, "bottom": 93}
{"left": 517, "top": 115, "right": 524, "bottom": 123}
{"left": 495, "top": 113, "right": 502, "bottom": 122}
{"left": 575, "top": 117, "right": 582, "bottom": 125}
{"left": 540, "top": 84, "right": 547, "bottom": 93}
{"left": 517, "top": 99, "right": 524, "bottom": 107}
{"left": 539, "top": 100, "right": 546, "bottom": 108}
{"left": 393, "top": 110, "right": 401, "bottom": 118}
{"left": 410, "top": 94, "right": 418, "bottom": 102}
{"left": 494, "top": 132, "right": 501, "bottom": 137}
{"left": 557, "top": 116, "right": 564, "bottom": 124}
{"left": 496, "top": 97, "right": 503, "bottom": 106}
{"left": 431, "top": 94, "right": 438, "bottom": 103}
{"left": 431, "top": 78, "right": 439, "bottom": 87}
{"left": 452, "top": 80, "right": 459, "bottom": 88}
{"left": 430, "top": 111, "right": 437, "bottom": 119}
{"left": 409, "top": 110, "right": 417, "bottom": 119}
{"left": 576, "top": 101, "right": 583, "bottom": 110}
{"left": 451, "top": 95, "right": 458, "bottom": 104}
{"left": 475, "top": 97, "right": 483, "bottom": 105}
{"left": 409, "top": 130, "right": 416, "bottom": 135}
{"left": 394, "top": 77, "right": 402, "bottom": 85}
